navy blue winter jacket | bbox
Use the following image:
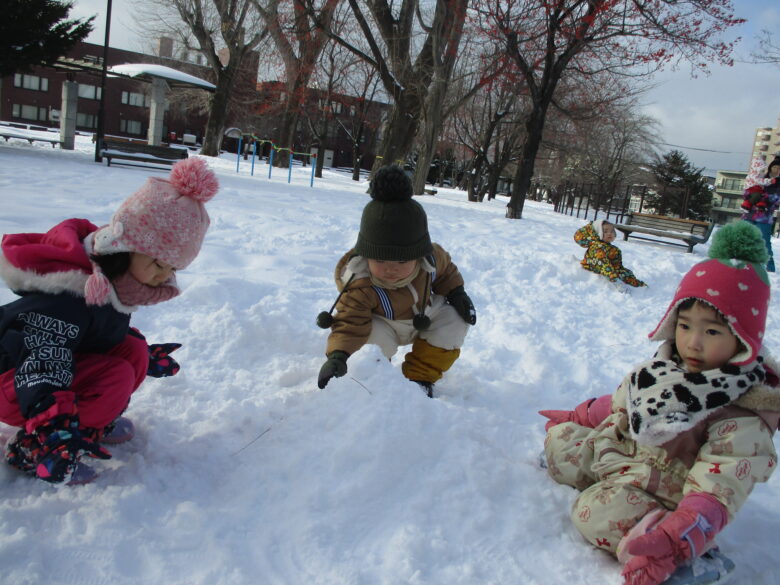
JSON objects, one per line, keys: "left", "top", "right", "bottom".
{"left": 0, "top": 291, "right": 131, "bottom": 418}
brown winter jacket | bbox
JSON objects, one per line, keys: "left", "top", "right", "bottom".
{"left": 325, "top": 243, "right": 464, "bottom": 356}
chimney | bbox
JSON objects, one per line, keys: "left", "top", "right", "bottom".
{"left": 158, "top": 36, "right": 174, "bottom": 59}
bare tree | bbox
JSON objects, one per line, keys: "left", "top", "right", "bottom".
{"left": 475, "top": 0, "right": 744, "bottom": 219}
{"left": 564, "top": 100, "right": 660, "bottom": 196}
{"left": 253, "top": 0, "right": 341, "bottom": 167}
{"left": 141, "top": 0, "right": 268, "bottom": 156}
{"left": 302, "top": 39, "right": 351, "bottom": 177}
{"left": 310, "top": 0, "right": 469, "bottom": 175}
{"left": 337, "top": 57, "right": 384, "bottom": 180}
{"left": 752, "top": 29, "right": 780, "bottom": 66}
{"left": 408, "top": 0, "right": 468, "bottom": 194}
{"left": 450, "top": 82, "right": 526, "bottom": 201}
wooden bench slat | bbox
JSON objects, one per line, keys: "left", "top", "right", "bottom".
{"left": 100, "top": 139, "right": 188, "bottom": 168}
{"left": 614, "top": 212, "right": 714, "bottom": 253}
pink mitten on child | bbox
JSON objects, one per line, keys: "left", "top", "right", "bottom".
{"left": 539, "top": 394, "right": 612, "bottom": 431}
{"left": 619, "top": 493, "right": 728, "bottom": 585}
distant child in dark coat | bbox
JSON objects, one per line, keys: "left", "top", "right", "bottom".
{"left": 541, "top": 221, "right": 780, "bottom": 585}
{"left": 574, "top": 219, "right": 646, "bottom": 287}
{"left": 0, "top": 158, "right": 218, "bottom": 485}
{"left": 316, "top": 165, "right": 475, "bottom": 397}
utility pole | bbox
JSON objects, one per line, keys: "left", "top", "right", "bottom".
{"left": 94, "top": 0, "right": 112, "bottom": 162}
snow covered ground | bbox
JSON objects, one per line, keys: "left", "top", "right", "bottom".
{"left": 0, "top": 135, "right": 778, "bottom": 585}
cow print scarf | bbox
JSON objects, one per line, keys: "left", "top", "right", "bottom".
{"left": 626, "top": 340, "right": 766, "bottom": 446}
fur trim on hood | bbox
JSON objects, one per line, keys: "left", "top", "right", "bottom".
{"left": 0, "top": 220, "right": 138, "bottom": 314}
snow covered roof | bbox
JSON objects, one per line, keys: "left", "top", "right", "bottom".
{"left": 108, "top": 63, "right": 216, "bottom": 91}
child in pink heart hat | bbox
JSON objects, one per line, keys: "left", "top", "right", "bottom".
{"left": 540, "top": 221, "right": 780, "bottom": 585}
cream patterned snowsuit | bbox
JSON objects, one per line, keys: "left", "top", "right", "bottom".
{"left": 544, "top": 373, "right": 780, "bottom": 555}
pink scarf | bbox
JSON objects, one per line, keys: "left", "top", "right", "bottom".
{"left": 112, "top": 272, "right": 179, "bottom": 306}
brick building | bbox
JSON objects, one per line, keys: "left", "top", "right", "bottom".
{"left": 1, "top": 40, "right": 256, "bottom": 145}
{"left": 253, "top": 81, "right": 388, "bottom": 171}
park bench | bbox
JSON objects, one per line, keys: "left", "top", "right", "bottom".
{"left": 614, "top": 212, "right": 714, "bottom": 253}
{"left": 0, "top": 130, "right": 62, "bottom": 148}
{"left": 100, "top": 138, "right": 188, "bottom": 169}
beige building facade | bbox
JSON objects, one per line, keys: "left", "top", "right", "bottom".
{"left": 751, "top": 118, "right": 780, "bottom": 163}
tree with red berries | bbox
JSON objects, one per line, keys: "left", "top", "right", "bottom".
{"left": 474, "top": 0, "right": 744, "bottom": 218}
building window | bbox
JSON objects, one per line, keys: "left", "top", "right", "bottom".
{"left": 350, "top": 105, "right": 356, "bottom": 117}
{"left": 330, "top": 101, "right": 343, "bottom": 114}
{"left": 120, "top": 119, "right": 143, "bottom": 135}
{"left": 78, "top": 84, "right": 102, "bottom": 100}
{"left": 722, "top": 178, "right": 744, "bottom": 191}
{"left": 76, "top": 112, "right": 97, "bottom": 129}
{"left": 14, "top": 74, "right": 48, "bottom": 92}
{"left": 12, "top": 103, "right": 48, "bottom": 121}
{"left": 121, "top": 91, "right": 149, "bottom": 107}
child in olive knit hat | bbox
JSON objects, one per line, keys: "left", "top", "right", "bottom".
{"left": 316, "top": 165, "right": 475, "bottom": 396}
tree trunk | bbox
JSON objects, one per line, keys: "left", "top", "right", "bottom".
{"left": 315, "top": 134, "right": 327, "bottom": 178}
{"left": 375, "top": 90, "right": 422, "bottom": 171}
{"left": 352, "top": 137, "right": 362, "bottom": 181}
{"left": 506, "top": 103, "right": 548, "bottom": 219}
{"left": 200, "top": 68, "right": 237, "bottom": 156}
{"left": 412, "top": 78, "right": 447, "bottom": 195}
{"left": 274, "top": 74, "right": 308, "bottom": 168}
{"left": 465, "top": 157, "right": 485, "bottom": 202}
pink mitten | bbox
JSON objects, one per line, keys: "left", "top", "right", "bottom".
{"left": 539, "top": 395, "right": 612, "bottom": 431}
{"left": 620, "top": 494, "right": 728, "bottom": 585}
{"left": 621, "top": 553, "right": 677, "bottom": 585}
{"left": 538, "top": 409, "right": 576, "bottom": 431}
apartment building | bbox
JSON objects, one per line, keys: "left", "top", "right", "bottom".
{"left": 751, "top": 120, "right": 780, "bottom": 163}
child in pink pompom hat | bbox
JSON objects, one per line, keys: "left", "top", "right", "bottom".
{"left": 0, "top": 157, "right": 218, "bottom": 485}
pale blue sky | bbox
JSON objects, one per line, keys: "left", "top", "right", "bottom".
{"left": 70, "top": 0, "right": 780, "bottom": 175}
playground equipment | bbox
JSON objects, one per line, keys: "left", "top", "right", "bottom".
{"left": 233, "top": 132, "right": 317, "bottom": 187}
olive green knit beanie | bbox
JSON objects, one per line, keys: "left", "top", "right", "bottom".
{"left": 354, "top": 165, "right": 433, "bottom": 261}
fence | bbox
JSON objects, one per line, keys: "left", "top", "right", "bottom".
{"left": 550, "top": 182, "right": 690, "bottom": 222}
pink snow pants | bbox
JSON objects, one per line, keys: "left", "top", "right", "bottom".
{"left": 0, "top": 333, "right": 148, "bottom": 430}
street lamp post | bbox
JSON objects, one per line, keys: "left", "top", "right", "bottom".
{"left": 94, "top": 0, "right": 113, "bottom": 162}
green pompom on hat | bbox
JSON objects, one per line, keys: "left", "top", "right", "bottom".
{"left": 708, "top": 219, "right": 769, "bottom": 272}
{"left": 353, "top": 165, "right": 433, "bottom": 261}
{"left": 649, "top": 221, "right": 771, "bottom": 365}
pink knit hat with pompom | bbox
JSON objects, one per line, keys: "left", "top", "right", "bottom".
{"left": 92, "top": 157, "right": 218, "bottom": 267}
{"left": 86, "top": 157, "right": 218, "bottom": 304}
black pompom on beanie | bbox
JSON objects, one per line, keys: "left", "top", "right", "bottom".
{"left": 354, "top": 165, "right": 433, "bottom": 261}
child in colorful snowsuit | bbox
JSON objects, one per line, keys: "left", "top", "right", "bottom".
{"left": 316, "top": 164, "right": 475, "bottom": 397}
{"left": 574, "top": 219, "right": 646, "bottom": 287}
{"left": 741, "top": 156, "right": 780, "bottom": 272}
{"left": 540, "top": 221, "right": 780, "bottom": 585}
{"left": 0, "top": 158, "right": 218, "bottom": 485}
